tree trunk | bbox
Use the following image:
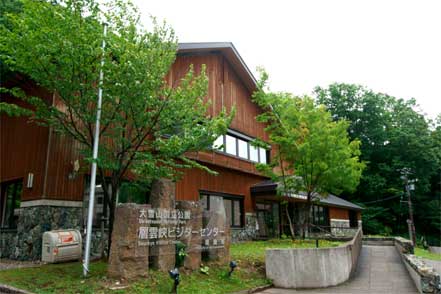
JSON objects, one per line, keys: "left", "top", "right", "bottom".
{"left": 106, "top": 183, "right": 118, "bottom": 257}
{"left": 284, "top": 203, "right": 295, "bottom": 239}
{"left": 296, "top": 202, "right": 310, "bottom": 239}
{"left": 304, "top": 192, "right": 312, "bottom": 239}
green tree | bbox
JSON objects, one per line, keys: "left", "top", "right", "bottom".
{"left": 0, "top": 0, "right": 30, "bottom": 116}
{"left": 315, "top": 83, "right": 440, "bottom": 243}
{"left": 253, "top": 71, "right": 365, "bottom": 238}
{"left": 0, "top": 0, "right": 233, "bottom": 251}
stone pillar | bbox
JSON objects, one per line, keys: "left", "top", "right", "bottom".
{"left": 108, "top": 203, "right": 149, "bottom": 280}
{"left": 202, "top": 197, "right": 230, "bottom": 263}
{"left": 176, "top": 201, "right": 202, "bottom": 270}
{"left": 149, "top": 178, "right": 176, "bottom": 271}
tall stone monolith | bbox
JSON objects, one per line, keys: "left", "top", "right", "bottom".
{"left": 176, "top": 200, "right": 203, "bottom": 270}
{"left": 108, "top": 203, "right": 150, "bottom": 280}
{"left": 149, "top": 178, "right": 176, "bottom": 271}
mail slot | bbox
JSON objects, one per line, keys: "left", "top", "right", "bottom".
{"left": 41, "top": 229, "right": 82, "bottom": 263}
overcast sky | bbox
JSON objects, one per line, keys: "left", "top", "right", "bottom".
{"left": 133, "top": 0, "right": 440, "bottom": 120}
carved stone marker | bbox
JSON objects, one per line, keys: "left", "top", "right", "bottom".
{"left": 176, "top": 201, "right": 202, "bottom": 270}
{"left": 149, "top": 178, "right": 176, "bottom": 271}
{"left": 108, "top": 203, "right": 150, "bottom": 280}
{"left": 202, "top": 197, "right": 230, "bottom": 263}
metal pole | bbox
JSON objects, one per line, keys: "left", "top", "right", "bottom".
{"left": 83, "top": 23, "right": 107, "bottom": 277}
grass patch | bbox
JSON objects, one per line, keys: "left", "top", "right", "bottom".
{"left": 0, "top": 261, "right": 268, "bottom": 294}
{"left": 0, "top": 239, "right": 340, "bottom": 293}
{"left": 231, "top": 239, "right": 342, "bottom": 263}
{"left": 414, "top": 248, "right": 441, "bottom": 261}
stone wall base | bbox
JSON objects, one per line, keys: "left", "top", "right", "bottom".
{"left": 231, "top": 213, "right": 258, "bottom": 243}
{"left": 330, "top": 218, "right": 358, "bottom": 237}
{"left": 0, "top": 205, "right": 82, "bottom": 260}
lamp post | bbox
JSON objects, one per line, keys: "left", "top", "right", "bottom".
{"left": 228, "top": 261, "right": 237, "bottom": 277}
{"left": 169, "top": 268, "right": 180, "bottom": 293}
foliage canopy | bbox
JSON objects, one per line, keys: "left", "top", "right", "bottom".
{"left": 253, "top": 71, "right": 365, "bottom": 236}
{"left": 0, "top": 0, "right": 233, "bottom": 250}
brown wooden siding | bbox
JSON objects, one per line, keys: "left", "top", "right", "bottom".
{"left": 1, "top": 85, "right": 49, "bottom": 201}
{"left": 1, "top": 80, "right": 84, "bottom": 202}
{"left": 44, "top": 132, "right": 84, "bottom": 201}
{"left": 176, "top": 164, "right": 266, "bottom": 213}
{"left": 329, "top": 207, "right": 349, "bottom": 220}
{"left": 1, "top": 52, "right": 276, "bottom": 206}
{"left": 168, "top": 54, "right": 271, "bottom": 175}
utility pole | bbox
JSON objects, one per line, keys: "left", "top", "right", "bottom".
{"left": 401, "top": 168, "right": 417, "bottom": 246}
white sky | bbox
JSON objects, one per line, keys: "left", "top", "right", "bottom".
{"left": 134, "top": 0, "right": 440, "bottom": 120}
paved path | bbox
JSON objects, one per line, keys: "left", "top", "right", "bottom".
{"left": 257, "top": 245, "right": 418, "bottom": 294}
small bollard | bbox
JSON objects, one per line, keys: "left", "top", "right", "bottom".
{"left": 228, "top": 260, "right": 237, "bottom": 277}
{"left": 169, "top": 268, "right": 180, "bottom": 293}
{"left": 316, "top": 239, "right": 319, "bottom": 248}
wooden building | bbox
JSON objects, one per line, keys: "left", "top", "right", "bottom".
{"left": 0, "top": 42, "right": 362, "bottom": 260}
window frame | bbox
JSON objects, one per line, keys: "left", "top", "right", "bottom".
{"left": 212, "top": 129, "right": 270, "bottom": 164}
{"left": 0, "top": 179, "right": 23, "bottom": 229}
{"left": 199, "top": 191, "right": 244, "bottom": 228}
{"left": 310, "top": 205, "right": 329, "bottom": 227}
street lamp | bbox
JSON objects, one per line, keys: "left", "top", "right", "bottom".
{"left": 228, "top": 261, "right": 237, "bottom": 277}
{"left": 169, "top": 268, "right": 180, "bottom": 293}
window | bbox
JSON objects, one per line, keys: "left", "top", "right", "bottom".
{"left": 200, "top": 192, "right": 243, "bottom": 228}
{"left": 1, "top": 180, "right": 22, "bottom": 229}
{"left": 225, "top": 135, "right": 237, "bottom": 155}
{"left": 238, "top": 138, "right": 248, "bottom": 158}
{"left": 213, "top": 135, "right": 224, "bottom": 151}
{"left": 211, "top": 129, "right": 270, "bottom": 163}
{"left": 310, "top": 205, "right": 329, "bottom": 227}
{"left": 259, "top": 147, "right": 267, "bottom": 164}
{"left": 249, "top": 145, "right": 259, "bottom": 162}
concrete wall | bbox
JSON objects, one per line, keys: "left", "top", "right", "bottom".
{"left": 429, "top": 247, "right": 441, "bottom": 255}
{"left": 362, "top": 236, "right": 395, "bottom": 246}
{"left": 265, "top": 227, "right": 362, "bottom": 289}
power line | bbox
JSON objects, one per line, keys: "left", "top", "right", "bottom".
{"left": 358, "top": 194, "right": 402, "bottom": 205}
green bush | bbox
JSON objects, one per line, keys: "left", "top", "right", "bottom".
{"left": 175, "top": 241, "right": 187, "bottom": 268}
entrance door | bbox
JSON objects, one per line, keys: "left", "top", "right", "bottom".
{"left": 256, "top": 202, "right": 279, "bottom": 238}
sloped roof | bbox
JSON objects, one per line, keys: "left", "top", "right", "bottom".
{"left": 251, "top": 180, "right": 364, "bottom": 211}
{"left": 177, "top": 42, "right": 257, "bottom": 92}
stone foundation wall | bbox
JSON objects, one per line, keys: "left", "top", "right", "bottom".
{"left": 394, "top": 237, "right": 440, "bottom": 293}
{"left": 0, "top": 229, "right": 17, "bottom": 258}
{"left": 231, "top": 213, "right": 257, "bottom": 243}
{"left": 330, "top": 218, "right": 358, "bottom": 237}
{"left": 0, "top": 205, "right": 82, "bottom": 260}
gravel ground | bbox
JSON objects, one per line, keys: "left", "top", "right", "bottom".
{"left": 0, "top": 259, "right": 43, "bottom": 271}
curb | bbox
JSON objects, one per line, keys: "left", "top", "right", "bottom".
{"left": 233, "top": 284, "right": 273, "bottom": 294}
{"left": 0, "top": 284, "right": 34, "bottom": 294}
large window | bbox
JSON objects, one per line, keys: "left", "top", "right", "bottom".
{"left": 200, "top": 192, "right": 243, "bottom": 228}
{"left": 1, "top": 180, "right": 22, "bottom": 229}
{"left": 310, "top": 205, "right": 329, "bottom": 227}
{"left": 212, "top": 129, "right": 270, "bottom": 164}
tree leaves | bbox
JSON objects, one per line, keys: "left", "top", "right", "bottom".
{"left": 316, "top": 83, "right": 440, "bottom": 243}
